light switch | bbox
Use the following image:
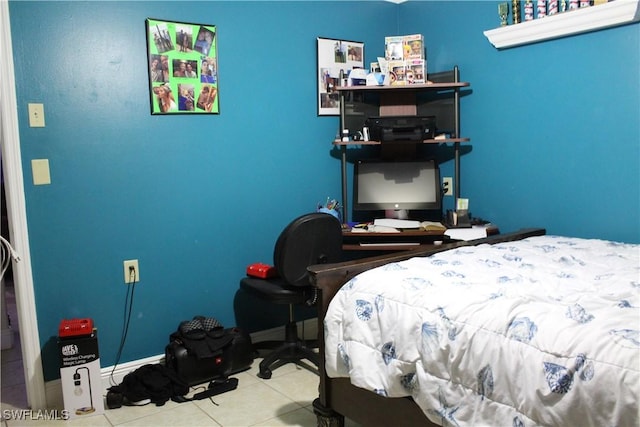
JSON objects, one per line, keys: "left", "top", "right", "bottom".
{"left": 28, "top": 103, "right": 45, "bottom": 127}
{"left": 31, "top": 159, "right": 51, "bottom": 185}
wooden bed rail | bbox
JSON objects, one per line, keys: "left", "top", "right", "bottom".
{"left": 309, "top": 228, "right": 546, "bottom": 315}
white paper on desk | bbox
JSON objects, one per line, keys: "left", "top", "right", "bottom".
{"left": 374, "top": 218, "right": 421, "bottom": 229}
{"left": 360, "top": 242, "right": 420, "bottom": 247}
{"left": 349, "top": 227, "right": 368, "bottom": 233}
{"left": 367, "top": 225, "right": 400, "bottom": 233}
{"left": 445, "top": 225, "right": 487, "bottom": 241}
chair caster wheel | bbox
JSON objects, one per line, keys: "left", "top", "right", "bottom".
{"left": 258, "top": 369, "right": 272, "bottom": 379}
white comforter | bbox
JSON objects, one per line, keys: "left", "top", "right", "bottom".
{"left": 324, "top": 235, "right": 640, "bottom": 426}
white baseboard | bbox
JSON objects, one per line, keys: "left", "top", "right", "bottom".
{"left": 44, "top": 319, "right": 318, "bottom": 409}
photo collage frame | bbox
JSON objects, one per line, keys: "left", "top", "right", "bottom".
{"left": 146, "top": 18, "right": 219, "bottom": 114}
{"left": 316, "top": 37, "right": 364, "bottom": 116}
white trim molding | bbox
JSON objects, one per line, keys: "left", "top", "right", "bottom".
{"left": 484, "top": 0, "right": 640, "bottom": 49}
{"left": 0, "top": 0, "right": 47, "bottom": 410}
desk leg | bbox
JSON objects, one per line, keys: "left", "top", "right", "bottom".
{"left": 454, "top": 141, "right": 460, "bottom": 201}
{"left": 341, "top": 145, "right": 348, "bottom": 223}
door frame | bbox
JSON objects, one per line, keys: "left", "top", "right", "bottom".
{"left": 0, "top": 1, "right": 46, "bottom": 410}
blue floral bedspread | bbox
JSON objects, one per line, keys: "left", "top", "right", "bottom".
{"left": 324, "top": 235, "right": 639, "bottom": 426}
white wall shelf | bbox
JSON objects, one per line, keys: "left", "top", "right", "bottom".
{"left": 484, "top": 0, "right": 640, "bottom": 49}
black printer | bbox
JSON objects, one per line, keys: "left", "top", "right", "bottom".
{"left": 365, "top": 115, "right": 436, "bottom": 142}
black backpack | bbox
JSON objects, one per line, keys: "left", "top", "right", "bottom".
{"left": 107, "top": 363, "right": 189, "bottom": 407}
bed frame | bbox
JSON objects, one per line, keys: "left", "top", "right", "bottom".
{"left": 309, "top": 228, "right": 546, "bottom": 427}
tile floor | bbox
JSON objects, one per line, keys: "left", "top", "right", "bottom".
{"left": 1, "top": 282, "right": 357, "bottom": 426}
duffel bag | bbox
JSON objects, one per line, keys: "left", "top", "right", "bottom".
{"left": 165, "top": 316, "right": 254, "bottom": 386}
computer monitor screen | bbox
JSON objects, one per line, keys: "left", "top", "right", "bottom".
{"left": 353, "top": 159, "right": 441, "bottom": 215}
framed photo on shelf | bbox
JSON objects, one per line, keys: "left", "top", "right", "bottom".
{"left": 146, "top": 18, "right": 219, "bottom": 115}
{"left": 317, "top": 37, "right": 364, "bottom": 116}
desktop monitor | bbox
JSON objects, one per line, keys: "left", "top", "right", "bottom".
{"left": 353, "top": 158, "right": 442, "bottom": 221}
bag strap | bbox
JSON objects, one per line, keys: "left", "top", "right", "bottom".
{"left": 172, "top": 377, "right": 238, "bottom": 403}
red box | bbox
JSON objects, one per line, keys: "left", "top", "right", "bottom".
{"left": 59, "top": 318, "right": 94, "bottom": 338}
{"left": 246, "top": 263, "right": 277, "bottom": 279}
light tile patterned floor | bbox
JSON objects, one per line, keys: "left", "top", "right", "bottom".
{"left": 3, "top": 364, "right": 322, "bottom": 426}
{"left": 1, "top": 283, "right": 358, "bottom": 426}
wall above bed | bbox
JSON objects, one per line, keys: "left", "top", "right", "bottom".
{"left": 398, "top": 0, "right": 639, "bottom": 244}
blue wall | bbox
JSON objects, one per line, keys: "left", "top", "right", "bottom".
{"left": 9, "top": 0, "right": 396, "bottom": 381}
{"left": 9, "top": 1, "right": 639, "bottom": 381}
{"left": 400, "top": 1, "right": 639, "bottom": 242}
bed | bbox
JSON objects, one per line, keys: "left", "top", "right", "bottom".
{"left": 309, "top": 228, "right": 639, "bottom": 427}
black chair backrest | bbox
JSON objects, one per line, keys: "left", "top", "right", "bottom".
{"left": 273, "top": 213, "right": 343, "bottom": 288}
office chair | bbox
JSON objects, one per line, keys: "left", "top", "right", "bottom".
{"left": 240, "top": 212, "right": 343, "bottom": 379}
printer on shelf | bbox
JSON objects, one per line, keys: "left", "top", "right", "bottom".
{"left": 365, "top": 115, "right": 436, "bottom": 142}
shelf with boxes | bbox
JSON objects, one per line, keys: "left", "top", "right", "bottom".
{"left": 484, "top": 0, "right": 640, "bottom": 49}
{"left": 333, "top": 66, "right": 471, "bottom": 222}
{"left": 382, "top": 33, "right": 427, "bottom": 85}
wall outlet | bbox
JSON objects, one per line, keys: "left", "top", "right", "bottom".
{"left": 443, "top": 177, "right": 453, "bottom": 196}
{"left": 123, "top": 259, "right": 139, "bottom": 284}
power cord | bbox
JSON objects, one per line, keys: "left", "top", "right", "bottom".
{"left": 128, "top": 265, "right": 136, "bottom": 283}
{"left": 109, "top": 265, "right": 137, "bottom": 386}
{"left": 441, "top": 181, "right": 449, "bottom": 199}
{"left": 0, "top": 235, "right": 20, "bottom": 280}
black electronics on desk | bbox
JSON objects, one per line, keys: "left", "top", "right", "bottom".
{"left": 351, "top": 158, "right": 442, "bottom": 223}
{"left": 365, "top": 115, "right": 436, "bottom": 142}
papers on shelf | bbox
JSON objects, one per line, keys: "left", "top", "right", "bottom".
{"left": 348, "top": 227, "right": 369, "bottom": 233}
{"left": 444, "top": 225, "right": 489, "bottom": 241}
{"left": 359, "top": 242, "right": 420, "bottom": 247}
{"left": 366, "top": 225, "right": 401, "bottom": 233}
{"left": 348, "top": 219, "right": 446, "bottom": 234}
{"left": 373, "top": 218, "right": 421, "bottom": 229}
{"left": 420, "top": 221, "right": 446, "bottom": 232}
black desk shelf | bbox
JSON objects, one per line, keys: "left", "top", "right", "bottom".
{"left": 333, "top": 137, "right": 470, "bottom": 146}
{"left": 334, "top": 66, "right": 471, "bottom": 222}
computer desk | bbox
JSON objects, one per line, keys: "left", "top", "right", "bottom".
{"left": 341, "top": 229, "right": 447, "bottom": 252}
{"left": 341, "top": 225, "right": 499, "bottom": 254}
